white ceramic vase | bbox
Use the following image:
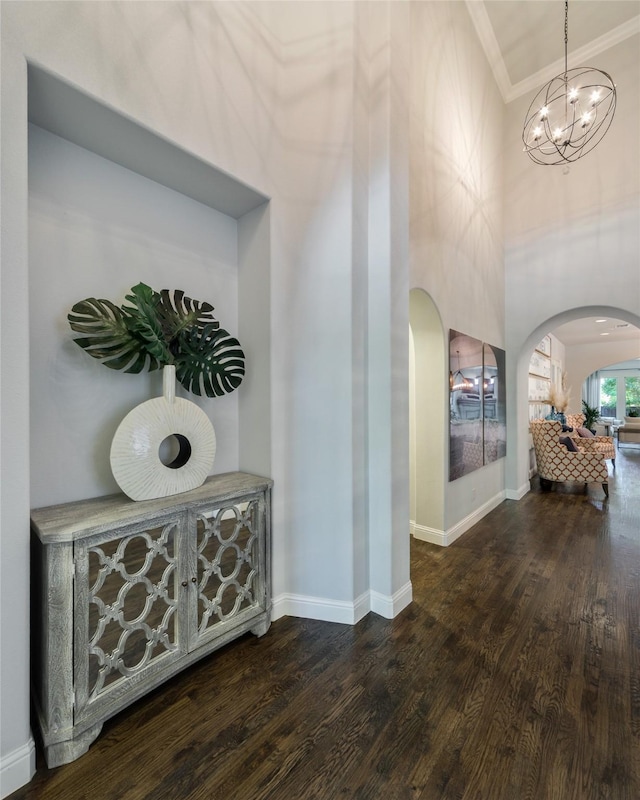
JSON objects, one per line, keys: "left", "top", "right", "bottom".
{"left": 110, "top": 365, "right": 216, "bottom": 501}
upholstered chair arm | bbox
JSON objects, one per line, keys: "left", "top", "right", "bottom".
{"left": 541, "top": 449, "right": 608, "bottom": 482}
{"left": 577, "top": 435, "right": 615, "bottom": 462}
{"left": 577, "top": 437, "right": 600, "bottom": 451}
{"left": 591, "top": 435, "right": 614, "bottom": 445}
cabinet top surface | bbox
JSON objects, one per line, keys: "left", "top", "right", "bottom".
{"left": 31, "top": 472, "right": 273, "bottom": 543}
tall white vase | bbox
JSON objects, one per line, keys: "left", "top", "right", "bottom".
{"left": 110, "top": 365, "right": 216, "bottom": 501}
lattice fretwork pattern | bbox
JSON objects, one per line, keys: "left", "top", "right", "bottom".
{"left": 87, "top": 523, "right": 178, "bottom": 698}
{"left": 565, "top": 414, "right": 616, "bottom": 462}
{"left": 530, "top": 420, "right": 608, "bottom": 483}
{"left": 196, "top": 502, "right": 258, "bottom": 634}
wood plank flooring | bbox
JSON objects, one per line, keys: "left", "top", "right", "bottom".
{"left": 11, "top": 447, "right": 640, "bottom": 799}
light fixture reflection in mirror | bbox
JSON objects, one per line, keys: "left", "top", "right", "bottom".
{"left": 450, "top": 350, "right": 474, "bottom": 392}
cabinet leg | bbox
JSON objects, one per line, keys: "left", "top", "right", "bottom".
{"left": 44, "top": 722, "right": 103, "bottom": 768}
{"left": 250, "top": 616, "right": 271, "bottom": 638}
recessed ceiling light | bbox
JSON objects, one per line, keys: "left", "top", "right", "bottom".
{"left": 600, "top": 332, "right": 610, "bottom": 336}
{"left": 596, "top": 319, "right": 607, "bottom": 323}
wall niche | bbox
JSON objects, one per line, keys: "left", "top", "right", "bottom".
{"left": 28, "top": 64, "right": 271, "bottom": 507}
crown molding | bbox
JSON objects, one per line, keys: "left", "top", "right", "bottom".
{"left": 467, "top": 1, "right": 640, "bottom": 105}
{"left": 465, "top": 0, "right": 512, "bottom": 101}
{"left": 507, "top": 15, "right": 640, "bottom": 103}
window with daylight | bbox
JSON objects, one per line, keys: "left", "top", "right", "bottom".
{"left": 625, "top": 376, "right": 640, "bottom": 416}
{"left": 599, "top": 377, "right": 617, "bottom": 417}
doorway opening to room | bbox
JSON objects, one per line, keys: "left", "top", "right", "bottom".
{"left": 521, "top": 309, "right": 640, "bottom": 489}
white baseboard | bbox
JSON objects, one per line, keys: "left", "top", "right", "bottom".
{"left": 272, "top": 591, "right": 370, "bottom": 625}
{"left": 0, "top": 738, "right": 35, "bottom": 799}
{"left": 413, "top": 490, "right": 506, "bottom": 547}
{"left": 446, "top": 490, "right": 506, "bottom": 544}
{"left": 412, "top": 523, "right": 448, "bottom": 546}
{"left": 370, "top": 581, "right": 412, "bottom": 619}
{"left": 272, "top": 582, "right": 412, "bottom": 625}
{"left": 506, "top": 482, "right": 530, "bottom": 500}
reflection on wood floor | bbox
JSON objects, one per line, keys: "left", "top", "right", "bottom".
{"left": 13, "top": 447, "right": 640, "bottom": 800}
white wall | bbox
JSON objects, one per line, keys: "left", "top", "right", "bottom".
{"left": 1, "top": 5, "right": 34, "bottom": 793}
{"left": 409, "top": 1, "right": 506, "bottom": 534}
{"left": 503, "top": 33, "right": 640, "bottom": 497}
{"left": 360, "top": 0, "right": 412, "bottom": 613}
{"left": 1, "top": 3, "right": 415, "bottom": 793}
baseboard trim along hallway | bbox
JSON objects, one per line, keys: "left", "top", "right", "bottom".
{"left": 272, "top": 582, "right": 413, "bottom": 625}
{"left": 412, "top": 489, "right": 506, "bottom": 546}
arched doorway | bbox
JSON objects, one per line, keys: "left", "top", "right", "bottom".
{"left": 513, "top": 305, "right": 640, "bottom": 495}
{"left": 409, "top": 289, "right": 446, "bottom": 543}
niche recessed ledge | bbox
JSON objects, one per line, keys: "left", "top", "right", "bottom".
{"left": 27, "top": 62, "right": 269, "bottom": 219}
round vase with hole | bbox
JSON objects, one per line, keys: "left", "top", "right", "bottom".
{"left": 110, "top": 365, "right": 216, "bottom": 501}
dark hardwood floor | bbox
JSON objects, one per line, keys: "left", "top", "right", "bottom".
{"left": 11, "top": 447, "right": 640, "bottom": 799}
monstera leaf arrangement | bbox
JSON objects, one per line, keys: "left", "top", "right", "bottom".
{"left": 68, "top": 283, "right": 244, "bottom": 398}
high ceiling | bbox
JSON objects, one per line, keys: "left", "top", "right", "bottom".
{"left": 467, "top": 2, "right": 640, "bottom": 355}
{"left": 468, "top": 0, "right": 640, "bottom": 102}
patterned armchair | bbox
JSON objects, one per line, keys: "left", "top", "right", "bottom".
{"left": 530, "top": 420, "right": 608, "bottom": 497}
{"left": 564, "top": 413, "right": 584, "bottom": 431}
{"left": 565, "top": 413, "right": 616, "bottom": 467}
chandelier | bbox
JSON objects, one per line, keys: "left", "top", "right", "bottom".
{"left": 522, "top": 0, "right": 616, "bottom": 165}
{"left": 450, "top": 351, "right": 473, "bottom": 392}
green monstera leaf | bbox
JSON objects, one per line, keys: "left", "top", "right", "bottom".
{"left": 121, "top": 283, "right": 171, "bottom": 365}
{"left": 68, "top": 283, "right": 245, "bottom": 398}
{"left": 68, "top": 296, "right": 161, "bottom": 373}
{"left": 175, "top": 324, "right": 245, "bottom": 397}
{"left": 157, "top": 288, "right": 219, "bottom": 345}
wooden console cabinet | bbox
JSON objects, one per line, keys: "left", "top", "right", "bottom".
{"left": 31, "top": 472, "right": 272, "bottom": 767}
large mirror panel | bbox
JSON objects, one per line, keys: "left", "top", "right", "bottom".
{"left": 449, "top": 331, "right": 507, "bottom": 481}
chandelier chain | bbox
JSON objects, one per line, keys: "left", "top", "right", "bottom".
{"left": 564, "top": 1, "right": 568, "bottom": 79}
